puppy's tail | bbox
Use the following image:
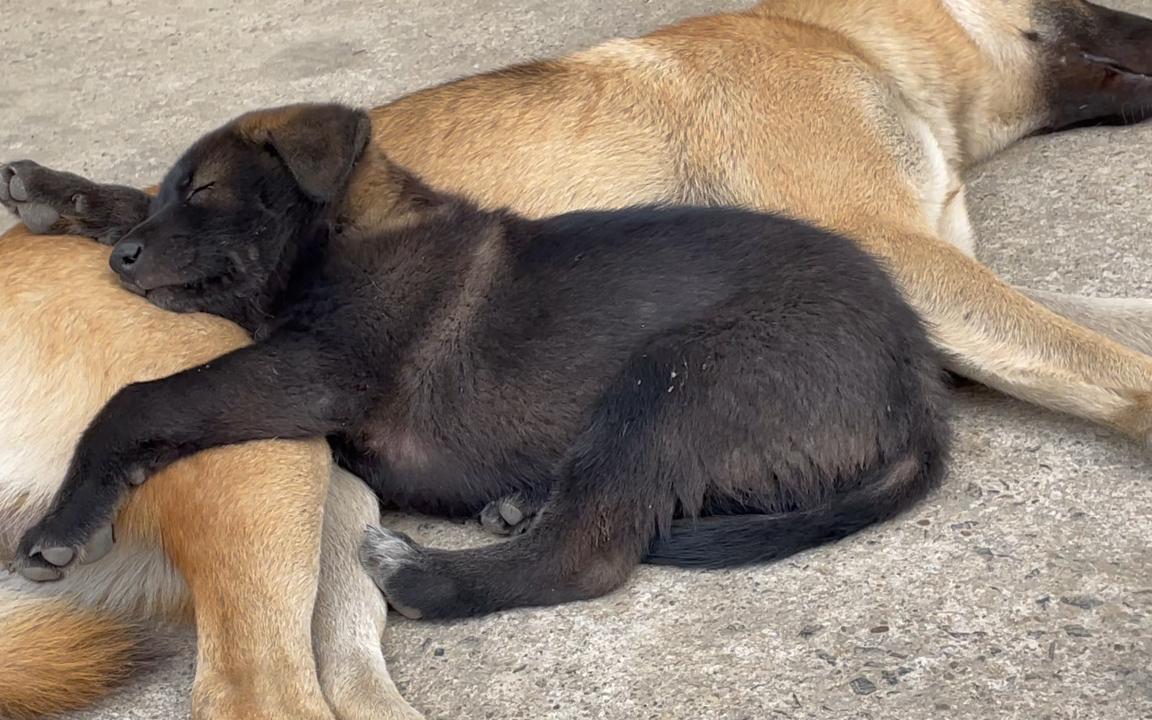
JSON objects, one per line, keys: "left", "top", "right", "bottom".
{"left": 643, "top": 445, "right": 946, "bottom": 569}
{"left": 0, "top": 589, "right": 157, "bottom": 719}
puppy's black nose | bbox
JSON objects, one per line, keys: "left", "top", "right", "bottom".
{"left": 109, "top": 241, "right": 143, "bottom": 279}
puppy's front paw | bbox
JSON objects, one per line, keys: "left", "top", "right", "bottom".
{"left": 0, "top": 160, "right": 93, "bottom": 234}
{"left": 8, "top": 521, "right": 117, "bottom": 582}
{"left": 0, "top": 160, "right": 149, "bottom": 243}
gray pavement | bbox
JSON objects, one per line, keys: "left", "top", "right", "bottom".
{"left": 3, "top": 1, "right": 1152, "bottom": 718}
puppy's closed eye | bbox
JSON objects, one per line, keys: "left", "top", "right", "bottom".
{"left": 186, "top": 182, "right": 216, "bottom": 204}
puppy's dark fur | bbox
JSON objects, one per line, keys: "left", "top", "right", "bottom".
{"left": 11, "top": 104, "right": 950, "bottom": 618}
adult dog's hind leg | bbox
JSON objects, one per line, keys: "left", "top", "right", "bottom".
{"left": 312, "top": 465, "right": 424, "bottom": 720}
{"left": 119, "top": 439, "right": 337, "bottom": 720}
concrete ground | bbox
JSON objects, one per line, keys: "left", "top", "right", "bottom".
{"left": 3, "top": 0, "right": 1152, "bottom": 718}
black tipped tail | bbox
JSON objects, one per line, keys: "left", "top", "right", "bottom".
{"left": 643, "top": 453, "right": 944, "bottom": 569}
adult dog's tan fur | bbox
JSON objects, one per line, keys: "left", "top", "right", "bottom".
{"left": 350, "top": 0, "right": 1152, "bottom": 441}
{"left": 0, "top": 227, "right": 422, "bottom": 720}
{"left": 5, "top": 0, "right": 1152, "bottom": 717}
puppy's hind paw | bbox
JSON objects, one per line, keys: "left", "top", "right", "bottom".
{"left": 359, "top": 526, "right": 427, "bottom": 619}
{"left": 360, "top": 525, "right": 420, "bottom": 571}
{"left": 479, "top": 492, "right": 540, "bottom": 536}
{"left": 359, "top": 526, "right": 481, "bottom": 620}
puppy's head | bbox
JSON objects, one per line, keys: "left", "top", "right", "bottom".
{"left": 109, "top": 103, "right": 372, "bottom": 323}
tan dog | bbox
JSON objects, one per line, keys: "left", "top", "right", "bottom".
{"left": 0, "top": 227, "right": 422, "bottom": 720}
{"left": 4, "top": 0, "right": 1152, "bottom": 716}
{"left": 356, "top": 0, "right": 1152, "bottom": 443}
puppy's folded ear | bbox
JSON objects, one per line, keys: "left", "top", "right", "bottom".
{"left": 238, "top": 103, "right": 372, "bottom": 203}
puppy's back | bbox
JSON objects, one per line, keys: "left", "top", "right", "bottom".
{"left": 507, "top": 205, "right": 930, "bottom": 359}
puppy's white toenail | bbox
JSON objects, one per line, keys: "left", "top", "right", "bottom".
{"left": 9, "top": 175, "right": 28, "bottom": 202}
{"left": 41, "top": 547, "right": 74, "bottom": 567}
{"left": 18, "top": 565, "right": 62, "bottom": 582}
{"left": 80, "top": 524, "right": 116, "bottom": 565}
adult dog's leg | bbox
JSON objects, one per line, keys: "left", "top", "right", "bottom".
{"left": 854, "top": 221, "right": 1152, "bottom": 441}
{"left": 121, "top": 441, "right": 338, "bottom": 720}
{"left": 0, "top": 161, "right": 151, "bottom": 245}
{"left": 9, "top": 441, "right": 339, "bottom": 720}
{"left": 1015, "top": 287, "right": 1152, "bottom": 359}
{"left": 312, "top": 465, "right": 425, "bottom": 720}
{"left": 935, "top": 184, "right": 1152, "bottom": 359}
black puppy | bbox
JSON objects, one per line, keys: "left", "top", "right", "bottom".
{"left": 5, "top": 104, "right": 949, "bottom": 618}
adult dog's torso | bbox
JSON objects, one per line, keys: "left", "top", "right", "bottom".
{"left": 363, "top": 5, "right": 974, "bottom": 242}
{"left": 326, "top": 0, "right": 1152, "bottom": 443}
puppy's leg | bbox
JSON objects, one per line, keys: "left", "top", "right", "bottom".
{"left": 361, "top": 474, "right": 650, "bottom": 620}
{"left": 854, "top": 222, "right": 1152, "bottom": 441}
{"left": 12, "top": 337, "right": 366, "bottom": 577}
{"left": 361, "top": 346, "right": 690, "bottom": 620}
{"left": 0, "top": 161, "right": 151, "bottom": 244}
{"left": 312, "top": 465, "right": 424, "bottom": 720}
{"left": 121, "top": 440, "right": 337, "bottom": 720}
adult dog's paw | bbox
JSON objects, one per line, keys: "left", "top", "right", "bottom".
{"left": 8, "top": 521, "right": 117, "bottom": 582}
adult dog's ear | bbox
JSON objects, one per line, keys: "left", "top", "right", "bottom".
{"left": 237, "top": 103, "right": 373, "bottom": 202}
